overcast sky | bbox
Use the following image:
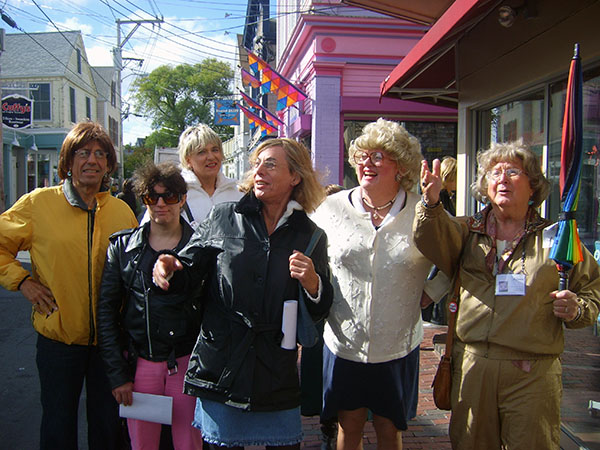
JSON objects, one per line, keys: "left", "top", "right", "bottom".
{"left": 1, "top": 0, "right": 264, "bottom": 144}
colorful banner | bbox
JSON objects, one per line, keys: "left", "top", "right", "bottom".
{"left": 213, "top": 99, "right": 240, "bottom": 126}
{"left": 238, "top": 104, "right": 278, "bottom": 135}
{"left": 239, "top": 91, "right": 284, "bottom": 126}
{"left": 241, "top": 68, "right": 261, "bottom": 89}
{"left": 247, "top": 50, "right": 269, "bottom": 76}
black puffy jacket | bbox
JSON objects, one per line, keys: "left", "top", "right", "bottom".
{"left": 172, "top": 193, "right": 333, "bottom": 411}
{"left": 97, "top": 219, "right": 204, "bottom": 389}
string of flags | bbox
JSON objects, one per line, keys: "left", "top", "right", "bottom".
{"left": 238, "top": 104, "right": 278, "bottom": 136}
{"left": 238, "top": 48, "right": 309, "bottom": 135}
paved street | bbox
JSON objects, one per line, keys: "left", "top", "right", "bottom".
{"left": 1, "top": 265, "right": 599, "bottom": 449}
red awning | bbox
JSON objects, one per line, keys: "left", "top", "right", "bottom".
{"left": 380, "top": 0, "right": 498, "bottom": 107}
{"left": 341, "top": 0, "right": 454, "bottom": 26}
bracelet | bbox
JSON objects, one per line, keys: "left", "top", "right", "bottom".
{"left": 422, "top": 198, "right": 441, "bottom": 209}
{"left": 17, "top": 274, "right": 31, "bottom": 290}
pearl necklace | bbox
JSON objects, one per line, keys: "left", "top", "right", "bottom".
{"left": 362, "top": 197, "right": 394, "bottom": 220}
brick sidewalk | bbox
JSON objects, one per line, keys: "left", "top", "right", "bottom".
{"left": 300, "top": 324, "right": 451, "bottom": 449}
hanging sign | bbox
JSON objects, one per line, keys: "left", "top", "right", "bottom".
{"left": 2, "top": 94, "right": 33, "bottom": 129}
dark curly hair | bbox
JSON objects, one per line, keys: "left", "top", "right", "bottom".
{"left": 132, "top": 161, "right": 187, "bottom": 198}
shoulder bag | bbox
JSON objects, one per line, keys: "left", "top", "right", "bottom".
{"left": 432, "top": 272, "right": 460, "bottom": 410}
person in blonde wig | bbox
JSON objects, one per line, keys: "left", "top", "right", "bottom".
{"left": 152, "top": 138, "right": 333, "bottom": 449}
{"left": 312, "top": 118, "right": 434, "bottom": 450}
{"left": 142, "top": 124, "right": 241, "bottom": 226}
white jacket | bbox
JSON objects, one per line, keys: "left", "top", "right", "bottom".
{"left": 311, "top": 188, "right": 431, "bottom": 363}
{"left": 141, "top": 169, "right": 242, "bottom": 227}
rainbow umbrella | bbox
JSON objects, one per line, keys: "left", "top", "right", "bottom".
{"left": 549, "top": 43, "right": 584, "bottom": 290}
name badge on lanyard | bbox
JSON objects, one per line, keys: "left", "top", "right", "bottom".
{"left": 496, "top": 273, "right": 526, "bottom": 296}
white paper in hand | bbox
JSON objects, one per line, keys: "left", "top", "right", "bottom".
{"left": 119, "top": 392, "right": 173, "bottom": 425}
{"left": 281, "top": 300, "right": 298, "bottom": 349}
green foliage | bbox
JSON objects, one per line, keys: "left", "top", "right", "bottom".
{"left": 123, "top": 144, "right": 154, "bottom": 179}
{"left": 131, "top": 58, "right": 234, "bottom": 140}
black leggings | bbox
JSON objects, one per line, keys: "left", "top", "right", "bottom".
{"left": 202, "top": 440, "right": 301, "bottom": 450}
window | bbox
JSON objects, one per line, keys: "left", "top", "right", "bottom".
{"left": 76, "top": 49, "right": 82, "bottom": 74}
{"left": 69, "top": 87, "right": 76, "bottom": 123}
{"left": 29, "top": 83, "right": 51, "bottom": 121}
{"left": 110, "top": 81, "right": 116, "bottom": 107}
{"left": 109, "top": 117, "right": 119, "bottom": 145}
{"left": 478, "top": 66, "right": 600, "bottom": 249}
{"left": 86, "top": 97, "right": 91, "bottom": 119}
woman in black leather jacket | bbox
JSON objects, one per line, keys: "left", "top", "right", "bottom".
{"left": 153, "top": 138, "right": 333, "bottom": 450}
{"left": 98, "top": 162, "right": 203, "bottom": 450}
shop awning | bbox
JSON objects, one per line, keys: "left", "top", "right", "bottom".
{"left": 379, "top": 0, "right": 498, "bottom": 107}
{"left": 341, "top": 0, "right": 454, "bottom": 25}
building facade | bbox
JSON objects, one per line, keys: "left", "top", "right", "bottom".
{"left": 1, "top": 31, "right": 121, "bottom": 208}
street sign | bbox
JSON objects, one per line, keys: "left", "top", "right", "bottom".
{"left": 2, "top": 94, "right": 33, "bottom": 129}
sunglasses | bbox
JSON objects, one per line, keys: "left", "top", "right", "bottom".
{"left": 142, "top": 191, "right": 182, "bottom": 205}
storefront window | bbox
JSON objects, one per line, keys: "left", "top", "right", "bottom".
{"left": 478, "top": 69, "right": 600, "bottom": 250}
{"left": 548, "top": 68, "right": 600, "bottom": 248}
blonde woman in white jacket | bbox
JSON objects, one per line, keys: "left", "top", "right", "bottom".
{"left": 142, "top": 124, "right": 242, "bottom": 227}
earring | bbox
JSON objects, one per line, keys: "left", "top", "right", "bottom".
{"left": 67, "top": 170, "right": 72, "bottom": 177}
{"left": 103, "top": 172, "right": 111, "bottom": 182}
{"left": 395, "top": 173, "right": 402, "bottom": 182}
{"left": 528, "top": 199, "right": 534, "bottom": 206}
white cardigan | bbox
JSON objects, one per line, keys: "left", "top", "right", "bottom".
{"left": 311, "top": 188, "right": 431, "bottom": 363}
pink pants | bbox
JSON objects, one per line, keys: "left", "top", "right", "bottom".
{"left": 128, "top": 355, "right": 202, "bottom": 450}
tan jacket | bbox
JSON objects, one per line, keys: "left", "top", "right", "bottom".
{"left": 414, "top": 201, "right": 600, "bottom": 358}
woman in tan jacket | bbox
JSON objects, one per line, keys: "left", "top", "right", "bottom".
{"left": 416, "top": 141, "right": 600, "bottom": 450}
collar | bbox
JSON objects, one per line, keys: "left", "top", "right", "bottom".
{"left": 350, "top": 187, "right": 406, "bottom": 227}
{"left": 124, "top": 217, "right": 194, "bottom": 253}
{"left": 63, "top": 178, "right": 109, "bottom": 211}
{"left": 235, "top": 191, "right": 306, "bottom": 230}
{"left": 467, "top": 204, "right": 552, "bottom": 236}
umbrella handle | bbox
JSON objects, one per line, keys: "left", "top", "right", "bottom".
{"left": 558, "top": 268, "right": 569, "bottom": 291}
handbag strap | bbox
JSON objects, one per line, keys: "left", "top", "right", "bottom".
{"left": 304, "top": 228, "right": 323, "bottom": 257}
{"left": 444, "top": 272, "right": 461, "bottom": 357}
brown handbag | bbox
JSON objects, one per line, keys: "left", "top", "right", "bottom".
{"left": 432, "top": 273, "right": 460, "bottom": 410}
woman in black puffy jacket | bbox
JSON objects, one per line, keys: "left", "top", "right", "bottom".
{"left": 98, "top": 162, "right": 204, "bottom": 450}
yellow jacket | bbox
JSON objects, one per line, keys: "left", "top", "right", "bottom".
{"left": 0, "top": 181, "right": 137, "bottom": 345}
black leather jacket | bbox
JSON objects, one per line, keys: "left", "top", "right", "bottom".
{"left": 172, "top": 193, "right": 333, "bottom": 411}
{"left": 97, "top": 219, "right": 203, "bottom": 390}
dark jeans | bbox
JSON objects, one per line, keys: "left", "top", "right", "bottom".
{"left": 36, "top": 334, "right": 121, "bottom": 450}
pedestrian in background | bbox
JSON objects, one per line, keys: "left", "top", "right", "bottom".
{"left": 311, "top": 118, "right": 433, "bottom": 450}
{"left": 417, "top": 141, "right": 600, "bottom": 449}
{"left": 0, "top": 121, "right": 138, "bottom": 450}
{"left": 117, "top": 178, "right": 139, "bottom": 217}
{"left": 98, "top": 162, "right": 202, "bottom": 450}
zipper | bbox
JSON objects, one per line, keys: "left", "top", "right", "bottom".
{"left": 87, "top": 209, "right": 95, "bottom": 345}
{"left": 141, "top": 274, "right": 154, "bottom": 358}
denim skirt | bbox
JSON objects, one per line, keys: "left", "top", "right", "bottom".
{"left": 192, "top": 398, "right": 303, "bottom": 447}
{"left": 321, "top": 344, "right": 420, "bottom": 430}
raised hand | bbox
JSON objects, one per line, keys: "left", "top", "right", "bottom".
{"left": 421, "top": 159, "right": 442, "bottom": 206}
{"left": 289, "top": 251, "right": 319, "bottom": 297}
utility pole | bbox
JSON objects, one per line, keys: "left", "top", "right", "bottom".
{"left": 113, "top": 18, "right": 163, "bottom": 182}
{"left": 0, "top": 27, "right": 5, "bottom": 213}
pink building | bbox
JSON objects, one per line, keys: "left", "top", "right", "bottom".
{"left": 275, "top": 0, "right": 457, "bottom": 186}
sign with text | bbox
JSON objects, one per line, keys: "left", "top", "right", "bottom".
{"left": 213, "top": 99, "right": 239, "bottom": 126}
{"left": 2, "top": 94, "right": 33, "bottom": 129}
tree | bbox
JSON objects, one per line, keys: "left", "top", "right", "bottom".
{"left": 123, "top": 144, "right": 154, "bottom": 179}
{"left": 132, "top": 58, "right": 234, "bottom": 147}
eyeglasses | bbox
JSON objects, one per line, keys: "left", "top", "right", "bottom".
{"left": 353, "top": 150, "right": 386, "bottom": 166}
{"left": 142, "top": 191, "right": 182, "bottom": 205}
{"left": 486, "top": 167, "right": 526, "bottom": 181}
{"left": 252, "top": 158, "right": 277, "bottom": 171}
{"left": 74, "top": 149, "right": 108, "bottom": 160}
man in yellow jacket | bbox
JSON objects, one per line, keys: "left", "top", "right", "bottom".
{"left": 0, "top": 122, "right": 137, "bottom": 450}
